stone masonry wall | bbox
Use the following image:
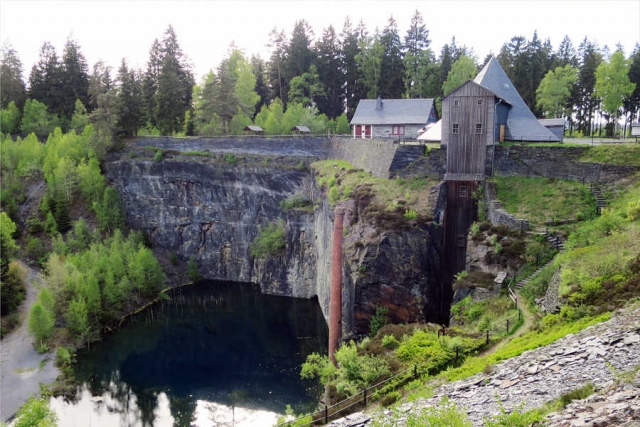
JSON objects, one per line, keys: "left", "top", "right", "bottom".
{"left": 493, "top": 146, "right": 638, "bottom": 183}
{"left": 485, "top": 181, "right": 529, "bottom": 230}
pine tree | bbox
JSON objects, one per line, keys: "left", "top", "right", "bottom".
{"left": 251, "top": 55, "right": 270, "bottom": 117}
{"left": 0, "top": 43, "right": 26, "bottom": 110}
{"left": 341, "top": 18, "right": 367, "bottom": 119}
{"left": 87, "top": 61, "right": 113, "bottom": 111}
{"left": 28, "top": 41, "right": 64, "bottom": 117}
{"left": 143, "top": 39, "right": 163, "bottom": 127}
{"left": 575, "top": 38, "right": 603, "bottom": 134}
{"left": 60, "top": 37, "right": 90, "bottom": 119}
{"left": 285, "top": 20, "right": 317, "bottom": 100}
{"left": 315, "top": 25, "right": 344, "bottom": 118}
{"left": 378, "top": 16, "right": 405, "bottom": 98}
{"left": 267, "top": 28, "right": 288, "bottom": 103}
{"left": 117, "top": 59, "right": 145, "bottom": 137}
{"left": 403, "top": 10, "right": 432, "bottom": 98}
{"left": 623, "top": 44, "right": 640, "bottom": 124}
{"left": 556, "top": 35, "right": 579, "bottom": 68}
{"left": 154, "top": 26, "right": 194, "bottom": 135}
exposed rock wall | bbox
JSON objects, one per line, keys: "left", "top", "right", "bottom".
{"left": 485, "top": 181, "right": 529, "bottom": 230}
{"left": 107, "top": 148, "right": 446, "bottom": 334}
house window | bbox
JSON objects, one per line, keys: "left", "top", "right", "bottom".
{"left": 454, "top": 99, "right": 460, "bottom": 107}
{"left": 459, "top": 186, "right": 467, "bottom": 198}
{"left": 392, "top": 125, "right": 405, "bottom": 135}
{"left": 477, "top": 99, "right": 483, "bottom": 106}
{"left": 475, "top": 123, "right": 483, "bottom": 134}
{"left": 452, "top": 123, "right": 459, "bottom": 134}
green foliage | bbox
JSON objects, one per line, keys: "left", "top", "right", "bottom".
{"left": 493, "top": 176, "right": 596, "bottom": 225}
{"left": 93, "top": 187, "right": 125, "bottom": 233}
{"left": 187, "top": 256, "right": 200, "bottom": 282}
{"left": 334, "top": 341, "right": 391, "bottom": 396}
{"left": 442, "top": 55, "right": 477, "bottom": 96}
{"left": 369, "top": 306, "right": 388, "bottom": 337}
{"left": 555, "top": 383, "right": 595, "bottom": 410}
{"left": 280, "top": 194, "right": 313, "bottom": 212}
{"left": 223, "top": 153, "right": 237, "bottom": 164}
{"left": 579, "top": 144, "right": 640, "bottom": 166}
{"left": 28, "top": 300, "right": 55, "bottom": 343}
{"left": 1, "top": 261, "right": 26, "bottom": 315}
{"left": 250, "top": 220, "right": 286, "bottom": 258}
{"left": 21, "top": 99, "right": 58, "bottom": 138}
{"left": 327, "top": 185, "right": 340, "bottom": 205}
{"left": 1, "top": 100, "right": 21, "bottom": 134}
{"left": 12, "top": 396, "right": 58, "bottom": 427}
{"left": 373, "top": 397, "right": 471, "bottom": 427}
{"left": 484, "top": 402, "right": 545, "bottom": 427}
{"left": 381, "top": 334, "right": 400, "bottom": 349}
{"left": 404, "top": 209, "right": 418, "bottom": 220}
{"left": 595, "top": 51, "right": 635, "bottom": 122}
{"left": 154, "top": 150, "right": 163, "bottom": 162}
{"left": 536, "top": 65, "right": 578, "bottom": 118}
{"left": 300, "top": 352, "right": 337, "bottom": 384}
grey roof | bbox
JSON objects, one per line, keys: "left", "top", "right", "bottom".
{"left": 350, "top": 98, "right": 435, "bottom": 125}
{"left": 244, "top": 125, "right": 264, "bottom": 132}
{"left": 538, "top": 118, "right": 566, "bottom": 127}
{"left": 292, "top": 125, "right": 311, "bottom": 133}
{"left": 474, "top": 57, "right": 561, "bottom": 142}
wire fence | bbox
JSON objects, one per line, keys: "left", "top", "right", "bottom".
{"left": 277, "top": 308, "right": 524, "bottom": 427}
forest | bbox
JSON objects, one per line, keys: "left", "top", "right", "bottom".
{"left": 1, "top": 11, "right": 639, "bottom": 140}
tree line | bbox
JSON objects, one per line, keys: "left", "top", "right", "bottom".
{"left": 1, "top": 12, "right": 639, "bottom": 138}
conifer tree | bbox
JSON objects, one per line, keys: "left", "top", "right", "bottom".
{"left": 378, "top": 16, "right": 405, "bottom": 98}
{"left": 60, "top": 37, "right": 89, "bottom": 119}
{"left": 117, "top": 59, "right": 145, "bottom": 137}
{"left": 0, "top": 43, "right": 26, "bottom": 110}
{"left": 29, "top": 41, "right": 64, "bottom": 117}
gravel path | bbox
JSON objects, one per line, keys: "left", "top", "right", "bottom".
{"left": 0, "top": 265, "right": 59, "bottom": 423}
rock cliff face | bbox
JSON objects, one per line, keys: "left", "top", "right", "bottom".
{"left": 107, "top": 149, "right": 446, "bottom": 335}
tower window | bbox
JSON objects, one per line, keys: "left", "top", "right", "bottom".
{"left": 475, "top": 123, "right": 483, "bottom": 134}
{"left": 452, "top": 123, "right": 459, "bottom": 134}
{"left": 477, "top": 99, "right": 483, "bottom": 106}
{"left": 454, "top": 99, "right": 460, "bottom": 107}
{"left": 459, "top": 186, "right": 467, "bottom": 198}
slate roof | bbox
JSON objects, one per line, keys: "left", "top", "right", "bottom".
{"left": 474, "top": 57, "right": 561, "bottom": 142}
{"left": 538, "top": 118, "right": 566, "bottom": 127}
{"left": 244, "top": 125, "right": 264, "bottom": 132}
{"left": 292, "top": 125, "right": 311, "bottom": 133}
{"left": 350, "top": 98, "right": 435, "bottom": 125}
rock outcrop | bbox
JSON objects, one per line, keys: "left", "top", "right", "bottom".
{"left": 106, "top": 139, "right": 447, "bottom": 334}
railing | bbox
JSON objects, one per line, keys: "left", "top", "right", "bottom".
{"left": 278, "top": 310, "right": 524, "bottom": 427}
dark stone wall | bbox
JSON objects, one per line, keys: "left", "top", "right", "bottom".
{"left": 492, "top": 146, "right": 638, "bottom": 183}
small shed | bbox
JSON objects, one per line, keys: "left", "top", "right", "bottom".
{"left": 291, "top": 125, "right": 311, "bottom": 134}
{"left": 243, "top": 125, "right": 264, "bottom": 135}
{"left": 538, "top": 118, "right": 566, "bottom": 140}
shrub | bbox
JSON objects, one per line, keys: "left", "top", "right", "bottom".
{"left": 280, "top": 194, "right": 313, "bottom": 212}
{"left": 369, "top": 306, "right": 388, "bottom": 337}
{"left": 328, "top": 186, "right": 340, "bottom": 204}
{"left": 154, "top": 150, "right": 163, "bottom": 162}
{"left": 404, "top": 209, "right": 418, "bottom": 220}
{"left": 627, "top": 200, "right": 640, "bottom": 221}
{"left": 224, "top": 153, "right": 238, "bottom": 164}
{"left": 381, "top": 390, "right": 401, "bottom": 406}
{"left": 187, "top": 257, "right": 201, "bottom": 282}
{"left": 250, "top": 220, "right": 286, "bottom": 258}
{"left": 12, "top": 396, "right": 58, "bottom": 427}
{"left": 382, "top": 334, "right": 400, "bottom": 349}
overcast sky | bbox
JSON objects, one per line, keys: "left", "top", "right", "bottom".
{"left": 1, "top": 0, "right": 639, "bottom": 83}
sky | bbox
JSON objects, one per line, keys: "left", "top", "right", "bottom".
{"left": 1, "top": 0, "right": 639, "bottom": 83}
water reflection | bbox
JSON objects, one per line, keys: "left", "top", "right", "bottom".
{"left": 51, "top": 281, "right": 328, "bottom": 426}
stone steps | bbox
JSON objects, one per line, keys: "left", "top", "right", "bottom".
{"left": 591, "top": 184, "right": 607, "bottom": 212}
{"left": 513, "top": 259, "right": 555, "bottom": 290}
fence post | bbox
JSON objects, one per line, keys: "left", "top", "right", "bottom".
{"left": 363, "top": 388, "right": 367, "bottom": 406}
{"left": 507, "top": 318, "right": 510, "bottom": 333}
{"left": 414, "top": 364, "right": 418, "bottom": 379}
{"left": 324, "top": 405, "right": 328, "bottom": 424}
{"left": 486, "top": 329, "right": 489, "bottom": 345}
{"left": 455, "top": 346, "right": 459, "bottom": 361}
{"left": 519, "top": 309, "right": 521, "bottom": 321}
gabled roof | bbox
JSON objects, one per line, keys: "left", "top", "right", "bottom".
{"left": 474, "top": 57, "right": 561, "bottom": 142}
{"left": 350, "top": 98, "right": 435, "bottom": 125}
{"left": 244, "top": 125, "right": 264, "bottom": 132}
{"left": 442, "top": 80, "right": 505, "bottom": 101}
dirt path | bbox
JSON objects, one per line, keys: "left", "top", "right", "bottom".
{"left": 0, "top": 264, "right": 59, "bottom": 423}
{"left": 478, "top": 290, "right": 536, "bottom": 357}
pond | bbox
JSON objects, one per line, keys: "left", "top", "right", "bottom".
{"left": 50, "top": 281, "right": 328, "bottom": 427}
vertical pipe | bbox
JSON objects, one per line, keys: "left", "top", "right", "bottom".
{"left": 329, "top": 208, "right": 345, "bottom": 365}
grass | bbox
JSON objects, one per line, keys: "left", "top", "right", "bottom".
{"left": 492, "top": 176, "right": 596, "bottom": 225}
{"left": 311, "top": 160, "right": 438, "bottom": 229}
{"left": 579, "top": 144, "right": 640, "bottom": 166}
{"left": 439, "top": 312, "right": 611, "bottom": 382}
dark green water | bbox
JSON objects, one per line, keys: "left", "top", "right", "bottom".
{"left": 51, "top": 281, "right": 328, "bottom": 427}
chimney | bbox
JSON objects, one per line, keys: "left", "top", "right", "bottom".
{"left": 376, "top": 96, "right": 383, "bottom": 111}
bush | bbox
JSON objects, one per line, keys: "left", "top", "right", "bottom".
{"left": 369, "top": 306, "right": 388, "bottom": 337}
{"left": 250, "top": 220, "right": 286, "bottom": 258}
{"left": 382, "top": 334, "right": 400, "bottom": 349}
{"left": 12, "top": 396, "right": 58, "bottom": 427}
{"left": 381, "top": 390, "right": 401, "bottom": 406}
{"left": 187, "top": 256, "right": 201, "bottom": 282}
{"left": 404, "top": 209, "right": 418, "bottom": 220}
{"left": 154, "top": 150, "right": 163, "bottom": 162}
{"left": 280, "top": 194, "right": 313, "bottom": 212}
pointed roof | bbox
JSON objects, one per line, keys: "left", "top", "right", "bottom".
{"left": 474, "top": 57, "right": 560, "bottom": 142}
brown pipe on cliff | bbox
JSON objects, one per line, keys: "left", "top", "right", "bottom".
{"left": 329, "top": 208, "right": 345, "bottom": 365}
